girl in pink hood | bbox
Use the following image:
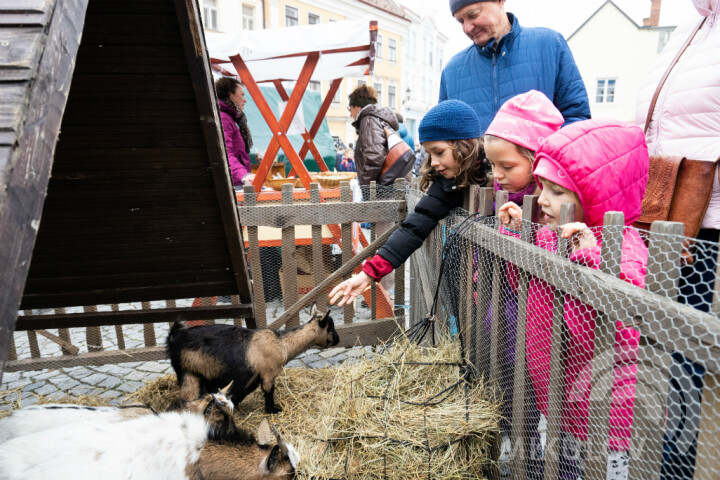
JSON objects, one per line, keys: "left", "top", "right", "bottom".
{"left": 499, "top": 119, "right": 649, "bottom": 479}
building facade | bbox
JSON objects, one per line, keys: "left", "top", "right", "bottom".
{"left": 567, "top": 0, "right": 674, "bottom": 121}
{"left": 401, "top": 10, "right": 447, "bottom": 142}
{"left": 199, "top": 0, "right": 264, "bottom": 33}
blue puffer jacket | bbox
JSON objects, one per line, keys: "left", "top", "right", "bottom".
{"left": 439, "top": 13, "right": 590, "bottom": 133}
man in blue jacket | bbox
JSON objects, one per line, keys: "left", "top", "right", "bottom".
{"left": 440, "top": 0, "right": 590, "bottom": 133}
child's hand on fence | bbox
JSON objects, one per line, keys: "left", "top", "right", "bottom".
{"left": 329, "top": 272, "right": 373, "bottom": 307}
{"left": 498, "top": 202, "right": 523, "bottom": 233}
{"left": 560, "top": 222, "right": 597, "bottom": 252}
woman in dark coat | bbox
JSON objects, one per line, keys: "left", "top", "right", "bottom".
{"left": 348, "top": 84, "right": 399, "bottom": 186}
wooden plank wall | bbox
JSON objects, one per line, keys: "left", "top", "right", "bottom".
{"left": 0, "top": 0, "right": 89, "bottom": 383}
{"left": 20, "top": 0, "right": 248, "bottom": 309}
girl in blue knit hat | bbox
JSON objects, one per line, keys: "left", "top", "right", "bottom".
{"left": 329, "top": 99, "right": 491, "bottom": 305}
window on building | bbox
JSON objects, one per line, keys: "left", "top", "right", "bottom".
{"left": 242, "top": 5, "right": 255, "bottom": 30}
{"left": 376, "top": 34, "right": 383, "bottom": 59}
{"left": 202, "top": 0, "right": 218, "bottom": 30}
{"left": 357, "top": 80, "right": 365, "bottom": 87}
{"left": 658, "top": 29, "right": 672, "bottom": 52}
{"left": 389, "top": 38, "right": 397, "bottom": 62}
{"left": 388, "top": 85, "right": 396, "bottom": 108}
{"left": 437, "top": 48, "right": 443, "bottom": 68}
{"left": 285, "top": 6, "right": 298, "bottom": 27}
{"left": 374, "top": 82, "right": 382, "bottom": 106}
{"left": 596, "top": 78, "right": 616, "bottom": 103}
{"left": 308, "top": 81, "right": 321, "bottom": 92}
{"left": 308, "top": 13, "right": 320, "bottom": 24}
{"left": 332, "top": 87, "right": 341, "bottom": 104}
{"left": 410, "top": 32, "right": 416, "bottom": 58}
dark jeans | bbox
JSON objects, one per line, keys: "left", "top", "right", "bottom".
{"left": 661, "top": 228, "right": 718, "bottom": 480}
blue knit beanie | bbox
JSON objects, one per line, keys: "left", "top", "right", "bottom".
{"left": 450, "top": 0, "right": 492, "bottom": 15}
{"left": 419, "top": 100, "right": 482, "bottom": 143}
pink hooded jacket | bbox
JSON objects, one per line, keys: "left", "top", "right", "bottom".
{"left": 527, "top": 119, "right": 649, "bottom": 451}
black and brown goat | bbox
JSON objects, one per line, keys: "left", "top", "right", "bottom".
{"left": 167, "top": 302, "right": 340, "bottom": 413}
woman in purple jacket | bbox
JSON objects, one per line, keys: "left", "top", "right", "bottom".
{"left": 215, "top": 77, "right": 254, "bottom": 186}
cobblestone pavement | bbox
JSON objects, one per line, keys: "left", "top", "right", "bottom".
{"left": 1, "top": 298, "right": 390, "bottom": 411}
{"left": 0, "top": 345, "right": 374, "bottom": 411}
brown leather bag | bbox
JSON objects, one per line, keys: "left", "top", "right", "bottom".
{"left": 635, "top": 155, "right": 719, "bottom": 238}
{"left": 635, "top": 16, "right": 719, "bottom": 239}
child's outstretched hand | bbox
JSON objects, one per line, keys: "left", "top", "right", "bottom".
{"left": 498, "top": 202, "right": 523, "bottom": 233}
{"left": 560, "top": 222, "right": 597, "bottom": 252}
{"left": 329, "top": 272, "right": 373, "bottom": 307}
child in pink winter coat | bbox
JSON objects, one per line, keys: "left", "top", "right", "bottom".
{"left": 499, "top": 119, "right": 649, "bottom": 479}
{"left": 482, "top": 90, "right": 564, "bottom": 446}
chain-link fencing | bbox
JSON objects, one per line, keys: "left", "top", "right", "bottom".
{"left": 406, "top": 186, "right": 720, "bottom": 480}
{"left": 3, "top": 181, "right": 407, "bottom": 378}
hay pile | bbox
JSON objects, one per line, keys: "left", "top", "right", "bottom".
{"left": 276, "top": 337, "right": 500, "bottom": 479}
{"left": 1, "top": 335, "right": 500, "bottom": 479}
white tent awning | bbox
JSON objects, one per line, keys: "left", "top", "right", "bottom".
{"left": 206, "top": 18, "right": 376, "bottom": 82}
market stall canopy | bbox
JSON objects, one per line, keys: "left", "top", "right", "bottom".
{"left": 205, "top": 18, "right": 376, "bottom": 82}
{"left": 204, "top": 18, "right": 377, "bottom": 190}
{"left": 243, "top": 86, "right": 336, "bottom": 172}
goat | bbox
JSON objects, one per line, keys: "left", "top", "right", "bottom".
{"left": 0, "top": 383, "right": 235, "bottom": 445}
{"left": 167, "top": 302, "right": 339, "bottom": 413}
{"left": 0, "top": 402, "right": 298, "bottom": 480}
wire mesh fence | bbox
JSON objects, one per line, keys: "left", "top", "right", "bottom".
{"left": 3, "top": 181, "right": 407, "bottom": 377}
{"left": 406, "top": 186, "right": 720, "bottom": 480}
{"left": 4, "top": 182, "right": 720, "bottom": 480}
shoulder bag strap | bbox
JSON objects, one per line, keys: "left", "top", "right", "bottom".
{"left": 645, "top": 17, "right": 707, "bottom": 134}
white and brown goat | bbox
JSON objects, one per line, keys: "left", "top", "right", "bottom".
{"left": 0, "top": 390, "right": 298, "bottom": 480}
{"left": 167, "top": 302, "right": 339, "bottom": 413}
{"left": 0, "top": 383, "right": 236, "bottom": 445}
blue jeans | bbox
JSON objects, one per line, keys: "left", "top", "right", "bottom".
{"left": 661, "top": 228, "right": 718, "bottom": 480}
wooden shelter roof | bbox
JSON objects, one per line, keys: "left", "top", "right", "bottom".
{"left": 0, "top": 0, "right": 254, "bottom": 380}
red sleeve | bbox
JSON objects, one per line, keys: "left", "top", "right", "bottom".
{"left": 362, "top": 254, "right": 395, "bottom": 281}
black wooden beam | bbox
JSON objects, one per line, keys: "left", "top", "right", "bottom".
{"left": 172, "top": 0, "right": 255, "bottom": 321}
{"left": 14, "top": 304, "right": 254, "bottom": 330}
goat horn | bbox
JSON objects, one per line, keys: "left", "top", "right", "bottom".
{"left": 220, "top": 381, "right": 233, "bottom": 395}
{"left": 272, "top": 425, "right": 290, "bottom": 455}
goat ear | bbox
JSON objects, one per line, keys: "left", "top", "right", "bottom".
{"left": 266, "top": 445, "right": 281, "bottom": 472}
{"left": 318, "top": 311, "right": 330, "bottom": 329}
{"left": 257, "top": 418, "right": 274, "bottom": 446}
{"left": 310, "top": 301, "right": 319, "bottom": 319}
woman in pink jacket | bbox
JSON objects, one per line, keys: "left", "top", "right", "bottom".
{"left": 635, "top": 2, "right": 719, "bottom": 477}
{"left": 215, "top": 77, "right": 255, "bottom": 187}
{"left": 499, "top": 119, "right": 649, "bottom": 479}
